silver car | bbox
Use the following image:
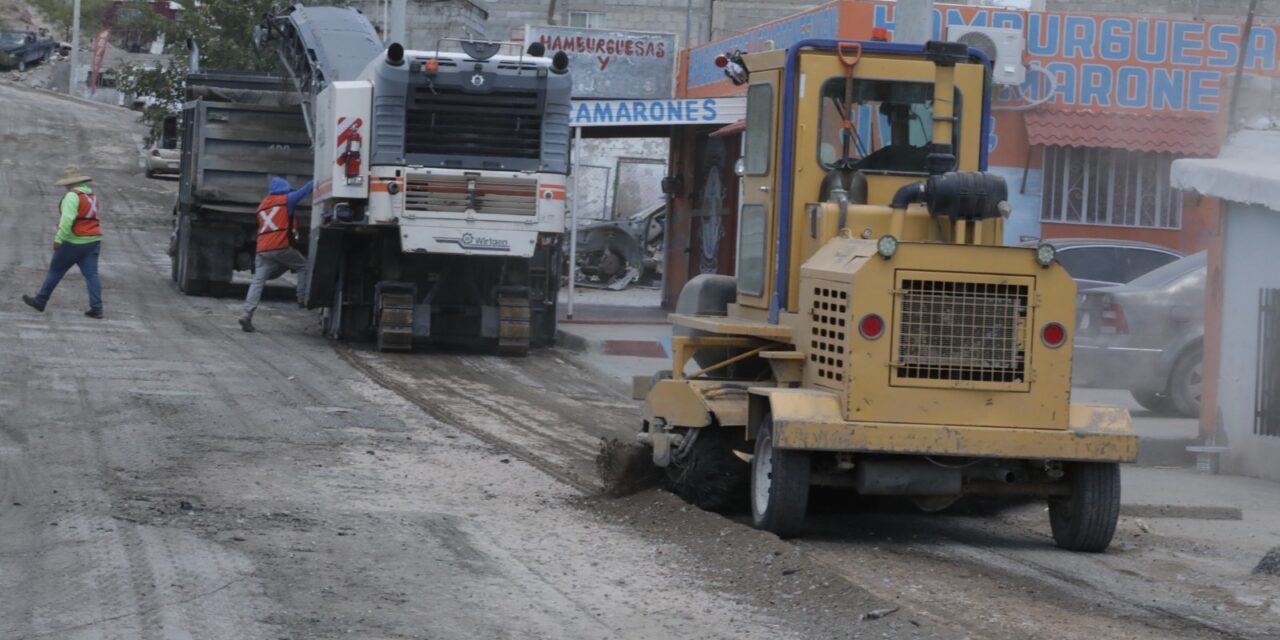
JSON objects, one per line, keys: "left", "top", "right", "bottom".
{"left": 145, "top": 115, "right": 180, "bottom": 178}
{"left": 1073, "top": 252, "right": 1205, "bottom": 416}
{"left": 1019, "top": 238, "right": 1183, "bottom": 290}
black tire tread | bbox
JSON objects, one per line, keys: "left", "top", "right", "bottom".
{"left": 1130, "top": 389, "right": 1175, "bottom": 415}
{"left": 751, "top": 415, "right": 810, "bottom": 538}
{"left": 1049, "top": 462, "right": 1120, "bottom": 552}
{"left": 666, "top": 427, "right": 749, "bottom": 513}
{"left": 1168, "top": 345, "right": 1203, "bottom": 418}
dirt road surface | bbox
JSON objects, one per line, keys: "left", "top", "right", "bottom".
{"left": 0, "top": 82, "right": 937, "bottom": 639}
{"left": 1, "top": 80, "right": 1278, "bottom": 640}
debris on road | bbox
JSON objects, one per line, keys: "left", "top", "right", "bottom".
{"left": 1254, "top": 546, "right": 1280, "bottom": 576}
{"left": 861, "top": 606, "right": 899, "bottom": 621}
{"left": 596, "top": 437, "right": 662, "bottom": 498}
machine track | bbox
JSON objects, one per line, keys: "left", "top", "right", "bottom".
{"left": 375, "top": 284, "right": 415, "bottom": 352}
{"left": 496, "top": 291, "right": 531, "bottom": 357}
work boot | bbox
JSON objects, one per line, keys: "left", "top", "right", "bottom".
{"left": 22, "top": 295, "right": 45, "bottom": 312}
{"left": 238, "top": 315, "right": 255, "bottom": 333}
{"left": 84, "top": 308, "right": 103, "bottom": 319}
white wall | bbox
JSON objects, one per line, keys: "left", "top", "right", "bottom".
{"left": 572, "top": 137, "right": 669, "bottom": 224}
{"left": 1218, "top": 202, "right": 1280, "bottom": 481}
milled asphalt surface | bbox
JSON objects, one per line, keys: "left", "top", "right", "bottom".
{"left": 2, "top": 79, "right": 1280, "bottom": 640}
{"left": 0, "top": 82, "right": 921, "bottom": 640}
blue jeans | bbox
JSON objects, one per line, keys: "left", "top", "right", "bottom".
{"left": 35, "top": 241, "right": 102, "bottom": 310}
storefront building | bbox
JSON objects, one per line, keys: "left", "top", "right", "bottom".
{"left": 661, "top": 0, "right": 1270, "bottom": 304}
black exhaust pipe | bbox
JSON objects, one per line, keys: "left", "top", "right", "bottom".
{"left": 386, "top": 42, "right": 405, "bottom": 66}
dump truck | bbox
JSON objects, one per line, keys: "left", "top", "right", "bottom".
{"left": 637, "top": 40, "right": 1137, "bottom": 551}
{"left": 259, "top": 5, "right": 572, "bottom": 355}
{"left": 170, "top": 72, "right": 312, "bottom": 295}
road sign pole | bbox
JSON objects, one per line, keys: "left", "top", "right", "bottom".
{"left": 567, "top": 126, "right": 581, "bottom": 319}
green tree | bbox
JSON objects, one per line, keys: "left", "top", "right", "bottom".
{"left": 27, "top": 0, "right": 114, "bottom": 41}
{"left": 118, "top": 0, "right": 291, "bottom": 139}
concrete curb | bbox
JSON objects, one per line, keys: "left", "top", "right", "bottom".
{"left": 0, "top": 80, "right": 136, "bottom": 113}
{"left": 1120, "top": 504, "right": 1244, "bottom": 520}
{"left": 1135, "top": 437, "right": 1199, "bottom": 468}
{"left": 555, "top": 329, "right": 590, "bottom": 353}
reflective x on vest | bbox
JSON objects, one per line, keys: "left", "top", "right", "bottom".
{"left": 255, "top": 194, "right": 292, "bottom": 252}
{"left": 71, "top": 192, "right": 101, "bottom": 237}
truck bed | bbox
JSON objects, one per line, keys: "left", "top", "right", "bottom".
{"left": 178, "top": 73, "right": 313, "bottom": 217}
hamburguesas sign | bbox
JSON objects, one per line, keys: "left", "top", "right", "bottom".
{"left": 538, "top": 33, "right": 668, "bottom": 61}
{"left": 527, "top": 25, "right": 676, "bottom": 99}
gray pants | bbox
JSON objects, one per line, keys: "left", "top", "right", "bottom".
{"left": 242, "top": 248, "right": 309, "bottom": 317}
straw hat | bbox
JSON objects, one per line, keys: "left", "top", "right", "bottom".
{"left": 55, "top": 166, "right": 92, "bottom": 186}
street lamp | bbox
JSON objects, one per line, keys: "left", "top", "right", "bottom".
{"left": 68, "top": 0, "right": 80, "bottom": 96}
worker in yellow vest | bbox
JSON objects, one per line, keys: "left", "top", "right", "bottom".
{"left": 239, "top": 176, "right": 313, "bottom": 333}
{"left": 22, "top": 166, "right": 104, "bottom": 318}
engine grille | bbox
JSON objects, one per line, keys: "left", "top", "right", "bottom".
{"left": 405, "top": 86, "right": 543, "bottom": 159}
{"left": 808, "top": 285, "right": 849, "bottom": 387}
{"left": 404, "top": 174, "right": 538, "bottom": 216}
{"left": 894, "top": 277, "right": 1029, "bottom": 385}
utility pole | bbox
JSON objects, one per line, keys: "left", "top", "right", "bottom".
{"left": 894, "top": 0, "right": 934, "bottom": 44}
{"left": 389, "top": 0, "right": 406, "bottom": 46}
{"left": 1227, "top": 0, "right": 1260, "bottom": 132}
{"left": 68, "top": 0, "right": 80, "bottom": 96}
{"left": 685, "top": 0, "right": 693, "bottom": 49}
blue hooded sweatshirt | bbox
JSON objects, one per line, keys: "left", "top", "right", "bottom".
{"left": 269, "top": 176, "right": 314, "bottom": 219}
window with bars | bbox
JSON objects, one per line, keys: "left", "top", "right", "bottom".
{"left": 567, "top": 11, "right": 606, "bottom": 28}
{"left": 1040, "top": 146, "right": 1183, "bottom": 230}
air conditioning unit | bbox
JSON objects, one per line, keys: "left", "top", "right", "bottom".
{"left": 947, "top": 25, "right": 1025, "bottom": 86}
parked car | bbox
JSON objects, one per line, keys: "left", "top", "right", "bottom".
{"left": 145, "top": 115, "right": 180, "bottom": 178}
{"left": 1073, "top": 251, "right": 1206, "bottom": 416}
{"left": 1018, "top": 238, "right": 1183, "bottom": 290}
{"left": 0, "top": 29, "right": 57, "bottom": 72}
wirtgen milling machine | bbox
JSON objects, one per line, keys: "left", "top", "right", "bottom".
{"left": 639, "top": 40, "right": 1137, "bottom": 550}
{"left": 260, "top": 5, "right": 571, "bottom": 355}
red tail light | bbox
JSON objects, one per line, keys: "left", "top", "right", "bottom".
{"left": 1100, "top": 297, "right": 1128, "bottom": 335}
{"left": 859, "top": 313, "right": 885, "bottom": 340}
{"left": 1042, "top": 322, "right": 1067, "bottom": 348}
{"left": 151, "top": 149, "right": 160, "bottom": 157}
{"left": 714, "top": 54, "right": 728, "bottom": 68}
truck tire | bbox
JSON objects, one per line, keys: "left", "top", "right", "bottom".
{"left": 1048, "top": 462, "right": 1120, "bottom": 552}
{"left": 750, "top": 413, "right": 810, "bottom": 538}
{"left": 327, "top": 247, "right": 373, "bottom": 342}
{"left": 665, "top": 426, "right": 749, "bottom": 513}
{"left": 175, "top": 213, "right": 208, "bottom": 296}
{"left": 1168, "top": 345, "right": 1203, "bottom": 418}
{"left": 169, "top": 230, "right": 179, "bottom": 284}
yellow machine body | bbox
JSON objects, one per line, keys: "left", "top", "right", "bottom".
{"left": 642, "top": 44, "right": 1136, "bottom": 466}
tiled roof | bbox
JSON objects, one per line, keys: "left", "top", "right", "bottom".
{"left": 1024, "top": 110, "right": 1223, "bottom": 157}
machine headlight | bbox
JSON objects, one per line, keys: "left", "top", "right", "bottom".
{"left": 877, "top": 235, "right": 899, "bottom": 259}
{"left": 1035, "top": 242, "right": 1057, "bottom": 267}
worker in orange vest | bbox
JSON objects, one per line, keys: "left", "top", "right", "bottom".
{"left": 239, "top": 176, "right": 313, "bottom": 333}
{"left": 22, "top": 166, "right": 104, "bottom": 318}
